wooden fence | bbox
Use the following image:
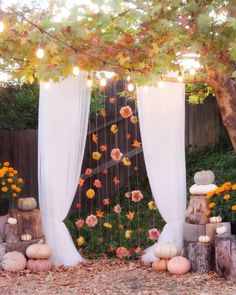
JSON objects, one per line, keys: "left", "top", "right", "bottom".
{"left": 0, "top": 95, "right": 227, "bottom": 212}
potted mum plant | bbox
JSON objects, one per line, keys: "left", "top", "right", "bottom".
{"left": 207, "top": 182, "right": 236, "bottom": 234}
{"left": 0, "top": 161, "right": 24, "bottom": 216}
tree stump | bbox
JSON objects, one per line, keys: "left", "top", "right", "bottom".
{"left": 0, "top": 214, "right": 9, "bottom": 242}
{"left": 183, "top": 223, "right": 206, "bottom": 242}
{"left": 185, "top": 195, "right": 209, "bottom": 224}
{"left": 0, "top": 243, "right": 6, "bottom": 270}
{"left": 206, "top": 222, "right": 231, "bottom": 243}
{"left": 5, "top": 224, "right": 19, "bottom": 243}
{"left": 215, "top": 235, "right": 236, "bottom": 280}
{"left": 10, "top": 209, "right": 44, "bottom": 239}
{"left": 184, "top": 241, "right": 213, "bottom": 274}
{"left": 5, "top": 238, "right": 44, "bottom": 255}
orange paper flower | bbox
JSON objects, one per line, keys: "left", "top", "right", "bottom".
{"left": 132, "top": 140, "right": 142, "bottom": 148}
{"left": 109, "top": 97, "right": 117, "bottom": 104}
{"left": 96, "top": 210, "right": 104, "bottom": 219}
{"left": 85, "top": 168, "right": 92, "bottom": 176}
{"left": 100, "top": 145, "right": 107, "bottom": 152}
{"left": 126, "top": 211, "right": 135, "bottom": 221}
{"left": 79, "top": 178, "right": 85, "bottom": 187}
{"left": 103, "top": 198, "right": 110, "bottom": 206}
{"left": 113, "top": 176, "right": 120, "bottom": 185}
{"left": 92, "top": 133, "right": 98, "bottom": 144}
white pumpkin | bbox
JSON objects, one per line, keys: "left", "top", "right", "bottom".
{"left": 154, "top": 242, "right": 179, "bottom": 260}
{"left": 21, "top": 234, "right": 32, "bottom": 242}
{"left": 26, "top": 240, "right": 52, "bottom": 259}
{"left": 189, "top": 184, "right": 217, "bottom": 195}
{"left": 17, "top": 197, "right": 37, "bottom": 211}
{"left": 7, "top": 217, "right": 17, "bottom": 225}
{"left": 198, "top": 235, "right": 210, "bottom": 243}
{"left": 194, "top": 170, "right": 215, "bottom": 185}
{"left": 2, "top": 251, "right": 26, "bottom": 272}
{"left": 216, "top": 226, "right": 227, "bottom": 235}
{"left": 210, "top": 216, "right": 222, "bottom": 224}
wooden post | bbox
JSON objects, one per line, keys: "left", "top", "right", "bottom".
{"left": 185, "top": 195, "right": 209, "bottom": 224}
{"left": 0, "top": 214, "right": 9, "bottom": 242}
{"left": 215, "top": 235, "right": 236, "bottom": 280}
{"left": 5, "top": 224, "right": 19, "bottom": 243}
{"left": 206, "top": 222, "right": 231, "bottom": 243}
{"left": 183, "top": 223, "right": 206, "bottom": 242}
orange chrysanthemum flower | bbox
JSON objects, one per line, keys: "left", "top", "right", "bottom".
{"left": 223, "top": 194, "right": 231, "bottom": 200}
{"left": 209, "top": 202, "right": 216, "bottom": 209}
{"left": 231, "top": 205, "right": 236, "bottom": 211}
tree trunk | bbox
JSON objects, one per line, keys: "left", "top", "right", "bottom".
{"left": 210, "top": 76, "right": 236, "bottom": 152}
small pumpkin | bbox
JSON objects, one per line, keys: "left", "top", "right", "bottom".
{"left": 154, "top": 242, "right": 179, "bottom": 260}
{"left": 189, "top": 184, "right": 217, "bottom": 195}
{"left": 194, "top": 170, "right": 215, "bottom": 185}
{"left": 8, "top": 217, "right": 17, "bottom": 225}
{"left": 152, "top": 259, "right": 167, "bottom": 272}
{"left": 167, "top": 256, "right": 190, "bottom": 275}
{"left": 17, "top": 197, "right": 37, "bottom": 211}
{"left": 198, "top": 235, "right": 210, "bottom": 243}
{"left": 2, "top": 251, "right": 26, "bottom": 272}
{"left": 26, "top": 240, "right": 52, "bottom": 259}
{"left": 21, "top": 234, "right": 32, "bottom": 242}
{"left": 216, "top": 226, "right": 227, "bottom": 235}
{"left": 27, "top": 259, "right": 52, "bottom": 273}
{"left": 210, "top": 216, "right": 222, "bottom": 224}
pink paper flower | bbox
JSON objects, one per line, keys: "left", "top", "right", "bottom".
{"left": 120, "top": 106, "right": 133, "bottom": 119}
{"left": 116, "top": 247, "right": 130, "bottom": 259}
{"left": 93, "top": 179, "right": 102, "bottom": 188}
{"left": 114, "top": 204, "right": 121, "bottom": 214}
{"left": 86, "top": 214, "right": 98, "bottom": 227}
{"left": 148, "top": 228, "right": 160, "bottom": 241}
{"left": 111, "top": 148, "right": 123, "bottom": 161}
{"left": 131, "top": 190, "right": 143, "bottom": 203}
{"left": 75, "top": 219, "right": 84, "bottom": 229}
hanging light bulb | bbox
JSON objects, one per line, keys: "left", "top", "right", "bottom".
{"left": 157, "top": 81, "right": 164, "bottom": 88}
{"left": 0, "top": 21, "right": 4, "bottom": 33}
{"left": 87, "top": 75, "right": 92, "bottom": 87}
{"left": 178, "top": 72, "right": 183, "bottom": 82}
{"left": 189, "top": 68, "right": 195, "bottom": 75}
{"left": 73, "top": 66, "right": 80, "bottom": 76}
{"left": 100, "top": 77, "right": 107, "bottom": 87}
{"left": 144, "top": 86, "right": 149, "bottom": 92}
{"left": 44, "top": 82, "right": 50, "bottom": 89}
{"left": 127, "top": 75, "right": 131, "bottom": 82}
{"left": 36, "top": 47, "right": 44, "bottom": 59}
{"left": 128, "top": 82, "right": 134, "bottom": 92}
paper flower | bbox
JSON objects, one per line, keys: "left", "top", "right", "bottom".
{"left": 148, "top": 228, "right": 160, "bottom": 241}
{"left": 131, "top": 190, "right": 143, "bottom": 203}
{"left": 111, "top": 124, "right": 118, "bottom": 134}
{"left": 148, "top": 201, "right": 157, "bottom": 210}
{"left": 118, "top": 224, "right": 124, "bottom": 230}
{"left": 132, "top": 140, "right": 142, "bottom": 148}
{"left": 92, "top": 151, "right": 101, "bottom": 161}
{"left": 125, "top": 230, "right": 132, "bottom": 239}
{"left": 93, "top": 179, "right": 102, "bottom": 188}
{"left": 114, "top": 204, "right": 121, "bottom": 214}
{"left": 85, "top": 168, "right": 92, "bottom": 176}
{"left": 76, "top": 236, "right": 85, "bottom": 246}
{"left": 100, "top": 108, "right": 107, "bottom": 117}
{"left": 100, "top": 145, "right": 107, "bottom": 152}
{"left": 109, "top": 97, "right": 117, "bottom": 104}
{"left": 75, "top": 203, "right": 81, "bottom": 209}
{"left": 96, "top": 210, "right": 104, "bottom": 219}
{"left": 130, "top": 115, "right": 138, "bottom": 124}
{"left": 75, "top": 219, "right": 84, "bottom": 229}
{"left": 79, "top": 178, "right": 85, "bottom": 187}
{"left": 126, "top": 211, "right": 135, "bottom": 221}
{"left": 102, "top": 169, "right": 108, "bottom": 175}
{"left": 125, "top": 192, "right": 131, "bottom": 199}
{"left": 86, "top": 188, "right": 95, "bottom": 199}
{"left": 86, "top": 214, "right": 98, "bottom": 227}
{"left": 126, "top": 133, "right": 131, "bottom": 140}
{"left": 116, "top": 247, "right": 130, "bottom": 259}
{"left": 92, "top": 133, "right": 98, "bottom": 144}
{"left": 103, "top": 222, "right": 112, "bottom": 229}
{"left": 113, "top": 176, "right": 120, "bottom": 185}
{"left": 120, "top": 106, "right": 133, "bottom": 119}
{"left": 122, "top": 157, "right": 131, "bottom": 166}
{"left": 103, "top": 198, "right": 110, "bottom": 206}
{"left": 98, "top": 237, "right": 104, "bottom": 244}
{"left": 111, "top": 148, "right": 123, "bottom": 161}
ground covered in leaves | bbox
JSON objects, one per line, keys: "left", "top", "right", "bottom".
{"left": 0, "top": 259, "right": 236, "bottom": 295}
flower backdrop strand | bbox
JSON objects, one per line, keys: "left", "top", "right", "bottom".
{"left": 137, "top": 82, "right": 186, "bottom": 263}
{"left": 38, "top": 73, "right": 91, "bottom": 265}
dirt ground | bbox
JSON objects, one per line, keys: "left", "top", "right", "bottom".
{"left": 0, "top": 259, "right": 236, "bottom": 295}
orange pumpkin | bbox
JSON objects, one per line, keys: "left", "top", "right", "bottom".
{"left": 27, "top": 259, "right": 52, "bottom": 273}
{"left": 152, "top": 259, "right": 167, "bottom": 272}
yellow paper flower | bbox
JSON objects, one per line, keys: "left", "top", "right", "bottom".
{"left": 86, "top": 189, "right": 95, "bottom": 199}
{"left": 223, "top": 194, "right": 231, "bottom": 200}
{"left": 148, "top": 201, "right": 157, "bottom": 210}
{"left": 111, "top": 124, "right": 118, "bottom": 134}
{"left": 122, "top": 157, "right": 131, "bottom": 166}
{"left": 92, "top": 151, "right": 101, "bottom": 161}
{"left": 103, "top": 222, "right": 112, "bottom": 229}
{"left": 231, "top": 205, "right": 236, "bottom": 211}
{"left": 125, "top": 230, "right": 132, "bottom": 239}
{"left": 76, "top": 236, "right": 85, "bottom": 246}
{"left": 209, "top": 202, "right": 216, "bottom": 209}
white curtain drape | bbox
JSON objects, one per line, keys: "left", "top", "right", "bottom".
{"left": 137, "top": 82, "right": 186, "bottom": 263}
{"left": 38, "top": 74, "right": 91, "bottom": 266}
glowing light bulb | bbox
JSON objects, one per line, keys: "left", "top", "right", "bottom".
{"left": 144, "top": 86, "right": 149, "bottom": 92}
{"left": 73, "top": 66, "right": 80, "bottom": 76}
{"left": 157, "top": 81, "right": 164, "bottom": 88}
{"left": 0, "top": 21, "right": 4, "bottom": 33}
{"left": 190, "top": 68, "right": 195, "bottom": 75}
{"left": 100, "top": 78, "right": 107, "bottom": 87}
{"left": 87, "top": 76, "right": 92, "bottom": 87}
{"left": 128, "top": 82, "right": 134, "bottom": 92}
{"left": 178, "top": 74, "right": 183, "bottom": 82}
{"left": 36, "top": 48, "right": 44, "bottom": 59}
{"left": 44, "top": 82, "right": 50, "bottom": 89}
{"left": 127, "top": 75, "right": 131, "bottom": 82}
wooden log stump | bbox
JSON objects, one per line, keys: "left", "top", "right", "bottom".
{"left": 184, "top": 241, "right": 214, "bottom": 274}
{"left": 5, "top": 224, "right": 19, "bottom": 243}
{"left": 206, "top": 222, "right": 231, "bottom": 243}
{"left": 0, "top": 214, "right": 9, "bottom": 242}
{"left": 0, "top": 243, "right": 6, "bottom": 270}
{"left": 215, "top": 235, "right": 236, "bottom": 280}
{"left": 10, "top": 209, "right": 44, "bottom": 239}
{"left": 6, "top": 238, "right": 44, "bottom": 256}
{"left": 183, "top": 223, "right": 206, "bottom": 242}
{"left": 185, "top": 195, "right": 209, "bottom": 224}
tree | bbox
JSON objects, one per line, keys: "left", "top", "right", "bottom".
{"left": 0, "top": 0, "right": 236, "bottom": 149}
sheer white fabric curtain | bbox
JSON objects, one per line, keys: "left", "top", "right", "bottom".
{"left": 38, "top": 74, "right": 91, "bottom": 266}
{"left": 137, "top": 82, "right": 186, "bottom": 263}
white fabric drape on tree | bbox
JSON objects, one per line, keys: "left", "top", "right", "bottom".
{"left": 38, "top": 74, "right": 91, "bottom": 266}
{"left": 137, "top": 82, "right": 186, "bottom": 263}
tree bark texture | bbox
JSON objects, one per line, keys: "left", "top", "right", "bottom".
{"left": 185, "top": 195, "right": 209, "bottom": 224}
{"left": 183, "top": 223, "right": 206, "bottom": 242}
{"left": 0, "top": 214, "right": 9, "bottom": 243}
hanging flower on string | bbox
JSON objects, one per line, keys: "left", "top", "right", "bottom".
{"left": 79, "top": 178, "right": 85, "bottom": 187}
{"left": 111, "top": 124, "right": 119, "bottom": 134}
{"left": 125, "top": 230, "right": 132, "bottom": 239}
{"left": 103, "top": 222, "right": 112, "bottom": 229}
{"left": 86, "top": 188, "right": 95, "bottom": 199}
{"left": 85, "top": 168, "right": 92, "bottom": 176}
{"left": 102, "top": 169, "right": 108, "bottom": 175}
{"left": 100, "top": 108, "right": 107, "bottom": 117}
{"left": 116, "top": 247, "right": 130, "bottom": 259}
{"left": 113, "top": 176, "right": 120, "bottom": 186}
{"left": 132, "top": 140, "right": 142, "bottom": 148}
{"left": 126, "top": 133, "right": 131, "bottom": 140}
{"left": 100, "top": 144, "right": 107, "bottom": 152}
{"left": 92, "top": 151, "right": 101, "bottom": 161}
{"left": 96, "top": 210, "right": 104, "bottom": 219}
{"left": 75, "top": 219, "right": 85, "bottom": 229}
{"left": 118, "top": 224, "right": 124, "bottom": 230}
{"left": 130, "top": 115, "right": 138, "bottom": 124}
{"left": 125, "top": 192, "right": 131, "bottom": 199}
{"left": 75, "top": 203, "right": 81, "bottom": 209}
{"left": 122, "top": 157, "right": 131, "bottom": 166}
{"left": 86, "top": 214, "right": 98, "bottom": 227}
{"left": 93, "top": 179, "right": 102, "bottom": 188}
{"left": 114, "top": 204, "right": 121, "bottom": 214}
{"left": 109, "top": 97, "right": 117, "bottom": 104}
{"left": 148, "top": 228, "right": 160, "bottom": 241}
{"left": 126, "top": 211, "right": 135, "bottom": 221}
{"left": 148, "top": 201, "right": 157, "bottom": 210}
{"left": 103, "top": 198, "right": 110, "bottom": 206}
{"left": 76, "top": 236, "right": 85, "bottom": 246}
{"left": 131, "top": 190, "right": 143, "bottom": 203}
{"left": 120, "top": 106, "right": 133, "bottom": 119}
{"left": 92, "top": 133, "right": 98, "bottom": 144}
{"left": 111, "top": 148, "right": 123, "bottom": 161}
